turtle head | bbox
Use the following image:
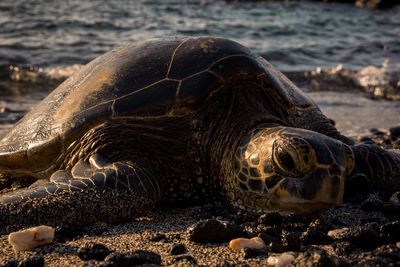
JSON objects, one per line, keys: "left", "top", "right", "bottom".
{"left": 231, "top": 126, "right": 355, "bottom": 213}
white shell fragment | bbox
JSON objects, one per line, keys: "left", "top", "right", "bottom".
{"left": 229, "top": 236, "right": 266, "bottom": 251}
{"left": 267, "top": 253, "right": 296, "bottom": 267}
{"left": 8, "top": 225, "right": 55, "bottom": 252}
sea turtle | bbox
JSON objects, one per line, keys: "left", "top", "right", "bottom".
{"left": 0, "top": 37, "right": 399, "bottom": 229}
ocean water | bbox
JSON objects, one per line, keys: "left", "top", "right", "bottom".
{"left": 0, "top": 0, "right": 399, "bottom": 137}
{"left": 0, "top": 0, "right": 399, "bottom": 71}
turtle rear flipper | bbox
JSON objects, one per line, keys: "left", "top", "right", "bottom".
{"left": 0, "top": 155, "right": 161, "bottom": 229}
{"left": 351, "top": 144, "right": 400, "bottom": 193}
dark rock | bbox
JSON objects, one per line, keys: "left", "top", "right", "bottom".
{"left": 332, "top": 241, "right": 360, "bottom": 257}
{"left": 301, "top": 228, "right": 334, "bottom": 245}
{"left": 2, "top": 259, "right": 18, "bottom": 267}
{"left": 150, "top": 233, "right": 167, "bottom": 242}
{"left": 17, "top": 256, "right": 45, "bottom": 267}
{"left": 269, "top": 241, "right": 286, "bottom": 253}
{"left": 360, "top": 194, "right": 385, "bottom": 212}
{"left": 170, "top": 243, "right": 187, "bottom": 255}
{"left": 54, "top": 224, "right": 83, "bottom": 242}
{"left": 258, "top": 212, "right": 283, "bottom": 225}
{"left": 281, "top": 230, "right": 301, "bottom": 251}
{"left": 243, "top": 247, "right": 269, "bottom": 259}
{"left": 292, "top": 249, "right": 341, "bottom": 267}
{"left": 104, "top": 250, "right": 161, "bottom": 266}
{"left": 328, "top": 225, "right": 380, "bottom": 250}
{"left": 77, "top": 243, "right": 112, "bottom": 261}
{"left": 258, "top": 232, "right": 279, "bottom": 244}
{"left": 188, "top": 219, "right": 243, "bottom": 244}
{"left": 380, "top": 221, "right": 400, "bottom": 242}
{"left": 173, "top": 255, "right": 197, "bottom": 265}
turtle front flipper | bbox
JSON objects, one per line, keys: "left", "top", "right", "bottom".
{"left": 0, "top": 155, "right": 161, "bottom": 231}
{"left": 351, "top": 144, "right": 400, "bottom": 193}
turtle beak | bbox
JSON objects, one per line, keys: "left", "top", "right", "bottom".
{"left": 268, "top": 167, "right": 345, "bottom": 212}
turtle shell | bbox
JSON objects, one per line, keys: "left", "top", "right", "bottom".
{"left": 0, "top": 37, "right": 316, "bottom": 177}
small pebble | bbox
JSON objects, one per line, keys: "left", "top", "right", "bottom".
{"left": 188, "top": 219, "right": 243, "bottom": 244}
{"left": 267, "top": 253, "right": 295, "bottom": 267}
{"left": 17, "top": 256, "right": 45, "bottom": 267}
{"left": 77, "top": 243, "right": 112, "bottom": 261}
{"left": 229, "top": 236, "right": 265, "bottom": 251}
{"left": 54, "top": 224, "right": 83, "bottom": 242}
{"left": 170, "top": 243, "right": 187, "bottom": 255}
{"left": 301, "top": 228, "right": 333, "bottom": 245}
{"left": 328, "top": 225, "right": 379, "bottom": 250}
{"left": 104, "top": 250, "right": 161, "bottom": 266}
{"left": 8, "top": 225, "right": 55, "bottom": 252}
{"left": 150, "top": 233, "right": 167, "bottom": 242}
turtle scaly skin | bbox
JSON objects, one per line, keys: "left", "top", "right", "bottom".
{"left": 0, "top": 37, "right": 399, "bottom": 231}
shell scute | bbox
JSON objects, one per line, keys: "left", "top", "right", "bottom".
{"left": 176, "top": 71, "right": 224, "bottom": 110}
{"left": 168, "top": 37, "right": 252, "bottom": 80}
{"left": 113, "top": 80, "right": 178, "bottom": 118}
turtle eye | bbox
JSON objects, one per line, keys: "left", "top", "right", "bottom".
{"left": 273, "top": 145, "right": 298, "bottom": 175}
{"left": 273, "top": 138, "right": 316, "bottom": 175}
